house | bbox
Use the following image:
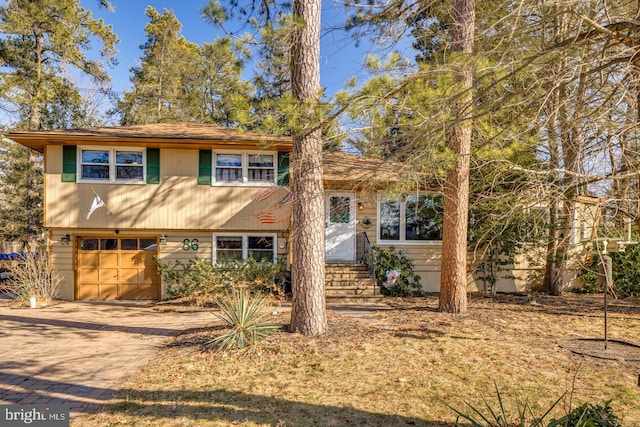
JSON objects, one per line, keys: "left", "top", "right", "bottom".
{"left": 7, "top": 123, "right": 293, "bottom": 300}
{"left": 6, "top": 123, "right": 595, "bottom": 300}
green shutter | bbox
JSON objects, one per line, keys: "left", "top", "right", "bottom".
{"left": 62, "top": 146, "right": 76, "bottom": 182}
{"left": 277, "top": 152, "right": 290, "bottom": 186}
{"left": 198, "top": 150, "right": 212, "bottom": 185}
{"left": 146, "top": 148, "right": 160, "bottom": 184}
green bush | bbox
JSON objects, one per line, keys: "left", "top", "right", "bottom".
{"left": 577, "top": 245, "right": 640, "bottom": 297}
{"left": 155, "top": 257, "right": 284, "bottom": 301}
{"left": 207, "top": 287, "right": 280, "bottom": 352}
{"left": 154, "top": 258, "right": 221, "bottom": 298}
{"left": 446, "top": 383, "right": 622, "bottom": 427}
{"left": 551, "top": 401, "right": 621, "bottom": 427}
{"left": 372, "top": 246, "right": 423, "bottom": 296}
{"left": 447, "top": 383, "right": 563, "bottom": 427}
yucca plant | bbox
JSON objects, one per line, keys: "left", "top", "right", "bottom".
{"left": 446, "top": 383, "right": 564, "bottom": 427}
{"left": 207, "top": 287, "right": 281, "bottom": 352}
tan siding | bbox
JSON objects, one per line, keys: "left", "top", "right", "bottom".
{"left": 50, "top": 234, "right": 74, "bottom": 300}
{"left": 49, "top": 229, "right": 290, "bottom": 299}
{"left": 156, "top": 231, "right": 214, "bottom": 264}
{"left": 395, "top": 246, "right": 443, "bottom": 292}
{"left": 355, "top": 190, "right": 377, "bottom": 238}
{"left": 45, "top": 147, "right": 291, "bottom": 231}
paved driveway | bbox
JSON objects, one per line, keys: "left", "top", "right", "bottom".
{"left": 0, "top": 301, "right": 215, "bottom": 420}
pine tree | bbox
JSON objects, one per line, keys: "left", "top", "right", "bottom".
{"left": 117, "top": 6, "right": 198, "bottom": 125}
{"left": 0, "top": 140, "right": 43, "bottom": 244}
{"left": 0, "top": 0, "right": 117, "bottom": 131}
{"left": 117, "top": 7, "right": 253, "bottom": 127}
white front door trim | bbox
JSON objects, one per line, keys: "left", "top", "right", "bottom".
{"left": 325, "top": 192, "right": 356, "bottom": 262}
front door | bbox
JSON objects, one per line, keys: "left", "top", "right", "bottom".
{"left": 325, "top": 192, "right": 356, "bottom": 262}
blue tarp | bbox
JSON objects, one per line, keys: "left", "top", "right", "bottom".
{"left": 0, "top": 253, "right": 39, "bottom": 261}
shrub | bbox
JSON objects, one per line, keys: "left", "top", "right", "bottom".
{"left": 577, "top": 246, "right": 640, "bottom": 297}
{"left": 154, "top": 258, "right": 223, "bottom": 299}
{"left": 446, "top": 383, "right": 622, "bottom": 427}
{"left": 551, "top": 401, "right": 621, "bottom": 427}
{"left": 217, "top": 256, "right": 285, "bottom": 296}
{"left": 372, "top": 246, "right": 423, "bottom": 296}
{"left": 446, "top": 383, "right": 563, "bottom": 427}
{"left": 0, "top": 252, "right": 61, "bottom": 306}
{"left": 155, "top": 257, "right": 285, "bottom": 303}
{"left": 207, "top": 287, "right": 280, "bottom": 352}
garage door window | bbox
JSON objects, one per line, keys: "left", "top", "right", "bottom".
{"left": 80, "top": 238, "right": 158, "bottom": 251}
{"left": 100, "top": 239, "right": 118, "bottom": 250}
{"left": 80, "top": 238, "right": 99, "bottom": 250}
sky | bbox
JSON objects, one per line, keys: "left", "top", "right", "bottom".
{"left": 80, "top": 0, "right": 395, "bottom": 99}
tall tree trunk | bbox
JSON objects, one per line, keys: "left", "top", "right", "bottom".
{"left": 26, "top": 30, "right": 45, "bottom": 243}
{"left": 157, "top": 33, "right": 166, "bottom": 123}
{"left": 439, "top": 0, "right": 475, "bottom": 314}
{"left": 542, "top": 83, "right": 563, "bottom": 295}
{"left": 289, "top": 0, "right": 327, "bottom": 335}
{"left": 542, "top": 8, "right": 577, "bottom": 296}
{"left": 29, "top": 30, "right": 44, "bottom": 131}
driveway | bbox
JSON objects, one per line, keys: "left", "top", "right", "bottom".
{"left": 0, "top": 300, "right": 215, "bottom": 420}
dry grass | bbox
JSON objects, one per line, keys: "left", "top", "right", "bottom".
{"left": 75, "top": 294, "right": 640, "bottom": 426}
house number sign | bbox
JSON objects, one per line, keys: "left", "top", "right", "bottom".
{"left": 182, "top": 239, "right": 199, "bottom": 251}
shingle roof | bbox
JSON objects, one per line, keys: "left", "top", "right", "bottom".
{"left": 6, "top": 123, "right": 413, "bottom": 185}
{"left": 322, "top": 151, "right": 403, "bottom": 184}
{"left": 6, "top": 122, "right": 292, "bottom": 151}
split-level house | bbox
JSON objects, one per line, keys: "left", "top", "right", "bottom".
{"left": 7, "top": 123, "right": 596, "bottom": 300}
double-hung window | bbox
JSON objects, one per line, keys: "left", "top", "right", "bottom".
{"left": 378, "top": 193, "right": 444, "bottom": 243}
{"left": 79, "top": 147, "right": 145, "bottom": 183}
{"left": 213, "top": 233, "right": 277, "bottom": 264}
{"left": 213, "top": 150, "right": 276, "bottom": 185}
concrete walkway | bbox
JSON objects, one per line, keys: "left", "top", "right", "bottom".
{"left": 0, "top": 301, "right": 215, "bottom": 420}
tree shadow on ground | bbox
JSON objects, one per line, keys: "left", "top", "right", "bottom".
{"left": 487, "top": 294, "right": 640, "bottom": 319}
{"left": 0, "top": 371, "right": 116, "bottom": 416}
{"left": 100, "top": 388, "right": 455, "bottom": 426}
{"left": 0, "top": 313, "right": 206, "bottom": 337}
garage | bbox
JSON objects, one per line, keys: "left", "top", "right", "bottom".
{"left": 76, "top": 237, "right": 160, "bottom": 300}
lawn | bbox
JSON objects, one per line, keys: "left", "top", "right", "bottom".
{"left": 74, "top": 294, "right": 640, "bottom": 426}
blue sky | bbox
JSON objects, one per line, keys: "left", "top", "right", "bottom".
{"left": 81, "top": 0, "right": 394, "bottom": 98}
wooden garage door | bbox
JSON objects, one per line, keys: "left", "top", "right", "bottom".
{"left": 76, "top": 237, "right": 160, "bottom": 300}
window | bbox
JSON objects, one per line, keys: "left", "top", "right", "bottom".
{"left": 213, "top": 234, "right": 277, "bottom": 264}
{"left": 329, "top": 196, "right": 351, "bottom": 224}
{"left": 215, "top": 154, "right": 243, "bottom": 183}
{"left": 78, "top": 237, "right": 158, "bottom": 252}
{"left": 378, "top": 194, "right": 444, "bottom": 243}
{"left": 216, "top": 236, "right": 243, "bottom": 262}
{"left": 212, "top": 150, "right": 276, "bottom": 185}
{"left": 79, "top": 147, "right": 145, "bottom": 183}
{"left": 248, "top": 154, "right": 275, "bottom": 182}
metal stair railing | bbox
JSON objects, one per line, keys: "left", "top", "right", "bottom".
{"left": 358, "top": 232, "right": 378, "bottom": 295}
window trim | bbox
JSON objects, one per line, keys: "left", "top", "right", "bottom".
{"left": 212, "top": 233, "right": 278, "bottom": 264}
{"left": 377, "top": 192, "right": 443, "bottom": 245}
{"left": 211, "top": 149, "right": 277, "bottom": 186}
{"left": 77, "top": 146, "right": 146, "bottom": 184}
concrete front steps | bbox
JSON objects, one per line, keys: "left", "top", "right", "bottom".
{"left": 325, "top": 263, "right": 383, "bottom": 303}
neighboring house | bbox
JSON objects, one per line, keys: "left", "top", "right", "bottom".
{"left": 6, "top": 123, "right": 596, "bottom": 300}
